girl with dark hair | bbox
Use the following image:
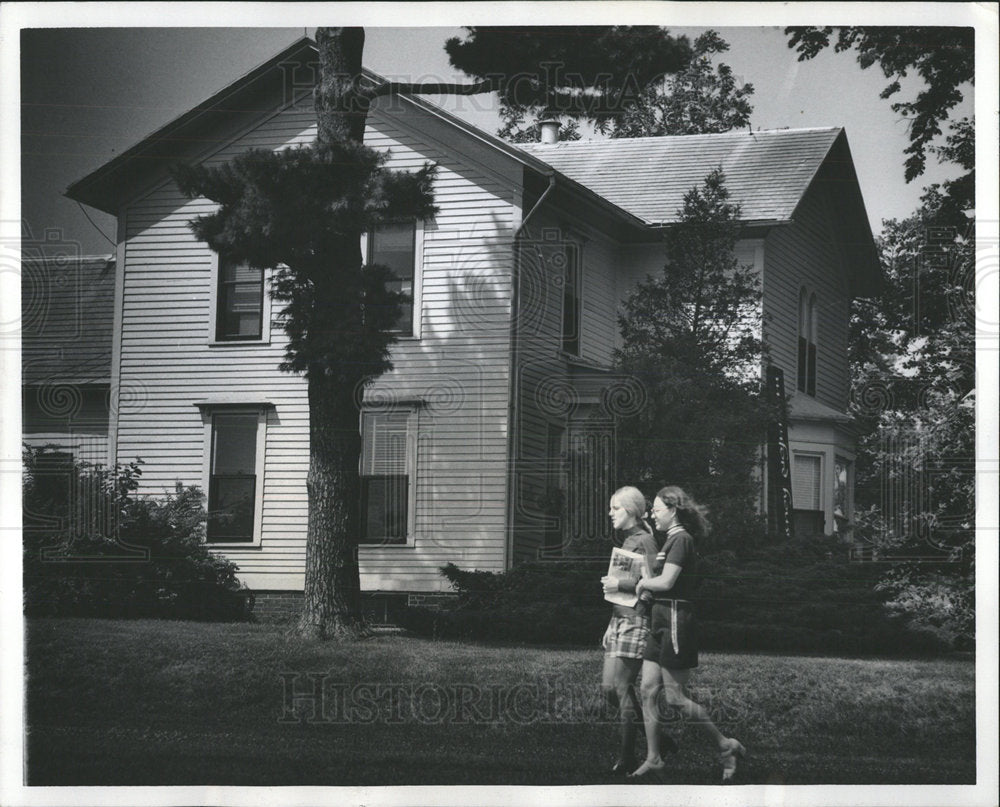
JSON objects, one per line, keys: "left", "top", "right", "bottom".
{"left": 629, "top": 485, "right": 746, "bottom": 783}
{"left": 598, "top": 486, "right": 661, "bottom": 776}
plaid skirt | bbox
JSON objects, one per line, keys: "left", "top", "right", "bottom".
{"left": 602, "top": 614, "right": 651, "bottom": 659}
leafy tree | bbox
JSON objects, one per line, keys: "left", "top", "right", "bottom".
{"left": 849, "top": 190, "right": 975, "bottom": 647}
{"left": 496, "top": 106, "right": 582, "bottom": 143}
{"left": 172, "top": 26, "right": 694, "bottom": 639}
{"left": 784, "top": 26, "right": 974, "bottom": 182}
{"left": 598, "top": 30, "right": 754, "bottom": 138}
{"left": 615, "top": 169, "right": 771, "bottom": 546}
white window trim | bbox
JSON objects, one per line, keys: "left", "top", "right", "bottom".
{"left": 207, "top": 253, "right": 272, "bottom": 346}
{"left": 358, "top": 406, "right": 419, "bottom": 547}
{"left": 195, "top": 402, "right": 270, "bottom": 547}
{"left": 360, "top": 220, "right": 425, "bottom": 341}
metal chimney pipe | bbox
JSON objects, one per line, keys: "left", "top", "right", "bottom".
{"left": 538, "top": 118, "right": 561, "bottom": 144}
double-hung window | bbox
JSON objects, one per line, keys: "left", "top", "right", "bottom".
{"left": 791, "top": 451, "right": 824, "bottom": 535}
{"left": 368, "top": 222, "right": 417, "bottom": 337}
{"left": 359, "top": 409, "right": 416, "bottom": 544}
{"left": 197, "top": 403, "right": 269, "bottom": 545}
{"left": 206, "top": 412, "right": 260, "bottom": 542}
{"left": 216, "top": 258, "right": 265, "bottom": 341}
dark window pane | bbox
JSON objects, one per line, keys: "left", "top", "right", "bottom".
{"left": 807, "top": 343, "right": 817, "bottom": 397}
{"left": 360, "top": 475, "right": 408, "bottom": 543}
{"left": 207, "top": 476, "right": 256, "bottom": 541}
{"left": 212, "top": 414, "right": 257, "bottom": 474}
{"left": 562, "top": 245, "right": 580, "bottom": 355}
{"left": 797, "top": 336, "right": 808, "bottom": 392}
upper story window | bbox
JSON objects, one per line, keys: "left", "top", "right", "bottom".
{"left": 368, "top": 221, "right": 416, "bottom": 337}
{"left": 561, "top": 242, "right": 581, "bottom": 356}
{"left": 217, "top": 258, "right": 265, "bottom": 341}
{"left": 797, "top": 287, "right": 817, "bottom": 396}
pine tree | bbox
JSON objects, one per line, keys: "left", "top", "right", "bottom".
{"left": 615, "top": 169, "right": 771, "bottom": 546}
{"left": 172, "top": 26, "right": 693, "bottom": 639}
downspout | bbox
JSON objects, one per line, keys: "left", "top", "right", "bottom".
{"left": 505, "top": 172, "right": 557, "bottom": 569}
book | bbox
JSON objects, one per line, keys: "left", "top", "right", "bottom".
{"left": 604, "top": 546, "right": 652, "bottom": 608}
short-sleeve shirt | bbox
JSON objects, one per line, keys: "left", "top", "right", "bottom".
{"left": 611, "top": 526, "right": 659, "bottom": 619}
{"left": 653, "top": 528, "right": 699, "bottom": 601}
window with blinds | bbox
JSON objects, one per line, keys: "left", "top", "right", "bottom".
{"left": 217, "top": 258, "right": 264, "bottom": 341}
{"left": 360, "top": 410, "right": 413, "bottom": 544}
{"left": 792, "top": 453, "right": 822, "bottom": 511}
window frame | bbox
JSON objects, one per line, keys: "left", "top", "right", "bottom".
{"left": 197, "top": 403, "right": 269, "bottom": 547}
{"left": 357, "top": 407, "right": 418, "bottom": 546}
{"left": 207, "top": 253, "right": 272, "bottom": 346}
{"left": 560, "top": 241, "right": 583, "bottom": 357}
{"left": 797, "top": 286, "right": 818, "bottom": 396}
{"left": 360, "top": 220, "right": 424, "bottom": 340}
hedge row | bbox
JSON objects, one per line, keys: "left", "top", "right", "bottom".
{"left": 399, "top": 536, "right": 956, "bottom": 656}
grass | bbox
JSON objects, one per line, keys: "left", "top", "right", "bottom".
{"left": 24, "top": 618, "right": 976, "bottom": 786}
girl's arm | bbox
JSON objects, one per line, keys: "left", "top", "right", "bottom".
{"left": 636, "top": 563, "right": 682, "bottom": 595}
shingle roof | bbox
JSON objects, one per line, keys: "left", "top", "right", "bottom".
{"left": 21, "top": 256, "right": 115, "bottom": 385}
{"left": 517, "top": 128, "right": 844, "bottom": 226}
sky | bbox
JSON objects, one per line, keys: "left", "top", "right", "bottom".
{"left": 11, "top": 12, "right": 984, "bottom": 257}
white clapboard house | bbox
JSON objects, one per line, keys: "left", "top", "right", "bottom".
{"left": 65, "top": 38, "right": 880, "bottom": 613}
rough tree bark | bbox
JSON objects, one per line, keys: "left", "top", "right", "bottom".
{"left": 297, "top": 28, "right": 370, "bottom": 639}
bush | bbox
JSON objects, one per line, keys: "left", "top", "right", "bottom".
{"left": 405, "top": 535, "right": 958, "bottom": 655}
{"left": 23, "top": 447, "right": 253, "bottom": 621}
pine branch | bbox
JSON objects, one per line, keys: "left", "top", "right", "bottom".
{"left": 363, "top": 78, "right": 500, "bottom": 101}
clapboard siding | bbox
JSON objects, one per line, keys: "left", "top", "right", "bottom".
{"left": 115, "top": 93, "right": 520, "bottom": 593}
{"left": 763, "top": 185, "right": 851, "bottom": 410}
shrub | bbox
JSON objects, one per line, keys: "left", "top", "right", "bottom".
{"left": 23, "top": 447, "right": 253, "bottom": 621}
{"left": 405, "top": 534, "right": 959, "bottom": 655}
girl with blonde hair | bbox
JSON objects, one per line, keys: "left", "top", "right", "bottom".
{"left": 599, "top": 485, "right": 670, "bottom": 775}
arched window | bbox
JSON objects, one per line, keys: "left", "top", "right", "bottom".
{"left": 797, "top": 287, "right": 817, "bottom": 396}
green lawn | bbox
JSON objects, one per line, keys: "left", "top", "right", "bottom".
{"left": 25, "top": 618, "right": 976, "bottom": 786}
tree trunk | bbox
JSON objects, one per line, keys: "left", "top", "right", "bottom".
{"left": 296, "top": 27, "right": 370, "bottom": 639}
{"left": 298, "top": 369, "right": 366, "bottom": 640}
{"left": 314, "top": 27, "right": 368, "bottom": 145}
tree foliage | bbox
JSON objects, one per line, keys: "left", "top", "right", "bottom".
{"left": 849, "top": 189, "right": 975, "bottom": 647}
{"left": 496, "top": 106, "right": 582, "bottom": 143}
{"left": 785, "top": 26, "right": 974, "bottom": 182}
{"left": 446, "top": 26, "right": 691, "bottom": 117}
{"left": 597, "top": 30, "right": 754, "bottom": 138}
{"left": 615, "top": 170, "right": 771, "bottom": 544}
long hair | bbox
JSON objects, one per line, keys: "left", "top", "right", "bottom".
{"left": 612, "top": 485, "right": 653, "bottom": 535}
{"left": 655, "top": 485, "right": 710, "bottom": 539}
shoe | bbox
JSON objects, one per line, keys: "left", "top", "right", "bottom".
{"left": 719, "top": 738, "right": 746, "bottom": 783}
{"left": 609, "top": 759, "right": 633, "bottom": 778}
